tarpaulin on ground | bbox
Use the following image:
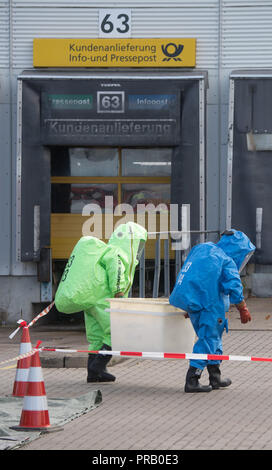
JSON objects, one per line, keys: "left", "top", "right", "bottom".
{"left": 0, "top": 390, "right": 102, "bottom": 450}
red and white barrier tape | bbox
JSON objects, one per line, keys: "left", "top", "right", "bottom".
{"left": 9, "top": 319, "right": 28, "bottom": 340}
{"left": 2, "top": 345, "right": 272, "bottom": 368}
{"left": 28, "top": 302, "right": 55, "bottom": 327}
{"left": 0, "top": 342, "right": 42, "bottom": 367}
{"left": 41, "top": 348, "right": 272, "bottom": 363}
{"left": 9, "top": 302, "right": 55, "bottom": 339}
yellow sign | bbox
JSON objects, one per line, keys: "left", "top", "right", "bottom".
{"left": 33, "top": 38, "right": 196, "bottom": 68}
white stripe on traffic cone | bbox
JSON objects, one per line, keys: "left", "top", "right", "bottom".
{"left": 12, "top": 323, "right": 32, "bottom": 397}
{"left": 10, "top": 342, "right": 63, "bottom": 433}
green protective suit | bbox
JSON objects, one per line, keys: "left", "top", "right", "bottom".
{"left": 55, "top": 222, "right": 147, "bottom": 350}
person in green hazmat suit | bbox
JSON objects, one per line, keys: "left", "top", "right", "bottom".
{"left": 55, "top": 221, "right": 147, "bottom": 383}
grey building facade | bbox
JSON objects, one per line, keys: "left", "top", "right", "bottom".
{"left": 1, "top": 0, "right": 272, "bottom": 324}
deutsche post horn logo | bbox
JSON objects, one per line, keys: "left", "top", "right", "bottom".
{"left": 161, "top": 43, "right": 184, "bottom": 61}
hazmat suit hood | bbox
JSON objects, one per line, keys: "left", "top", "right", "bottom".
{"left": 216, "top": 229, "right": 256, "bottom": 272}
{"left": 108, "top": 222, "right": 147, "bottom": 293}
{"left": 170, "top": 228, "right": 255, "bottom": 317}
{"left": 109, "top": 221, "right": 147, "bottom": 257}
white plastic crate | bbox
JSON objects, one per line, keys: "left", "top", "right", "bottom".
{"left": 108, "top": 298, "right": 195, "bottom": 354}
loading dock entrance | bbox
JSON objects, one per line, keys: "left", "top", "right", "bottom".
{"left": 17, "top": 70, "right": 207, "bottom": 302}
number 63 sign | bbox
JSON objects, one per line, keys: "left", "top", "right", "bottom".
{"left": 99, "top": 9, "right": 131, "bottom": 38}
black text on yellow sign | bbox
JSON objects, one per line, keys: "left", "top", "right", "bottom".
{"left": 33, "top": 38, "right": 196, "bottom": 68}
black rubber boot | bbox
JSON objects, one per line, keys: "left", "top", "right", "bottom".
{"left": 207, "top": 364, "right": 232, "bottom": 389}
{"left": 184, "top": 366, "right": 212, "bottom": 393}
{"left": 87, "top": 344, "right": 116, "bottom": 383}
{"left": 87, "top": 353, "right": 96, "bottom": 380}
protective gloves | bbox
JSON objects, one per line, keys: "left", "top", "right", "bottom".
{"left": 236, "top": 300, "right": 252, "bottom": 324}
{"left": 114, "top": 292, "right": 124, "bottom": 298}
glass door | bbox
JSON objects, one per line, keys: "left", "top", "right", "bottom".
{"left": 50, "top": 147, "right": 172, "bottom": 260}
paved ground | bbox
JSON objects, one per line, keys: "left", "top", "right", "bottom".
{"left": 1, "top": 297, "right": 272, "bottom": 451}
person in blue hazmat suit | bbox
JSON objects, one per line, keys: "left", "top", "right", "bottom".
{"left": 169, "top": 229, "right": 255, "bottom": 393}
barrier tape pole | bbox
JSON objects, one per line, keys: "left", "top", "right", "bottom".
{"left": 40, "top": 348, "right": 272, "bottom": 363}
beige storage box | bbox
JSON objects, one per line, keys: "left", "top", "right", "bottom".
{"left": 107, "top": 298, "right": 195, "bottom": 354}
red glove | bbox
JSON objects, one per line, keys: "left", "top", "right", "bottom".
{"left": 236, "top": 301, "right": 252, "bottom": 324}
{"left": 114, "top": 292, "right": 124, "bottom": 298}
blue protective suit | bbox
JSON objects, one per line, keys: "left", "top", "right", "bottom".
{"left": 169, "top": 229, "right": 255, "bottom": 370}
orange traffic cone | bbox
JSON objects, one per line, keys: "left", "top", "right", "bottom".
{"left": 12, "top": 322, "right": 32, "bottom": 397}
{"left": 11, "top": 342, "right": 63, "bottom": 433}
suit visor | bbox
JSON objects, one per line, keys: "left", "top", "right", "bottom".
{"left": 239, "top": 251, "right": 254, "bottom": 273}
{"left": 136, "top": 240, "right": 145, "bottom": 261}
